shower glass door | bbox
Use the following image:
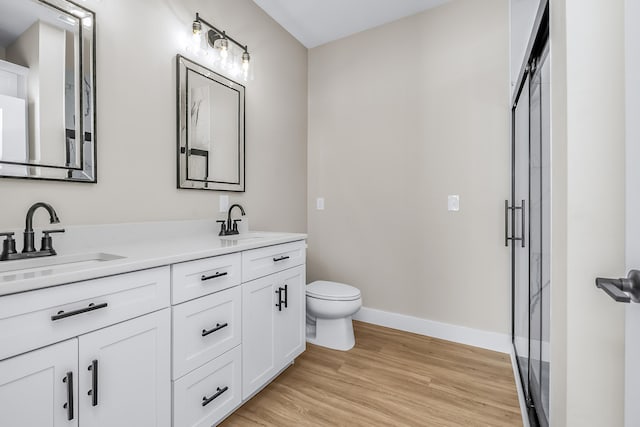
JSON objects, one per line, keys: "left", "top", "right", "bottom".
{"left": 528, "top": 44, "right": 550, "bottom": 424}
{"left": 510, "top": 30, "right": 550, "bottom": 427}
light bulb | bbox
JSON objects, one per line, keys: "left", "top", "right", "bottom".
{"left": 242, "top": 51, "right": 250, "bottom": 72}
{"left": 192, "top": 20, "right": 202, "bottom": 36}
{"left": 218, "top": 38, "right": 229, "bottom": 64}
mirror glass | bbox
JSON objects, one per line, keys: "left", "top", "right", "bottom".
{"left": 0, "top": 0, "right": 96, "bottom": 182}
{"left": 177, "top": 55, "right": 245, "bottom": 192}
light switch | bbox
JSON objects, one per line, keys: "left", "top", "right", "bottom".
{"left": 316, "top": 197, "right": 325, "bottom": 210}
{"left": 219, "top": 195, "right": 229, "bottom": 213}
{"left": 448, "top": 195, "right": 460, "bottom": 212}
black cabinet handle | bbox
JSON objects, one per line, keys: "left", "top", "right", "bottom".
{"left": 201, "top": 322, "right": 228, "bottom": 337}
{"left": 201, "top": 271, "right": 228, "bottom": 281}
{"left": 51, "top": 302, "right": 108, "bottom": 321}
{"left": 283, "top": 284, "right": 288, "bottom": 308}
{"left": 202, "top": 386, "right": 228, "bottom": 407}
{"left": 63, "top": 371, "right": 74, "bottom": 421}
{"left": 275, "top": 285, "right": 287, "bottom": 311}
{"left": 88, "top": 360, "right": 98, "bottom": 407}
{"left": 273, "top": 256, "right": 290, "bottom": 262}
{"left": 275, "top": 287, "right": 283, "bottom": 311}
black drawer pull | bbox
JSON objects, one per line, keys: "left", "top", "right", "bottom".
{"left": 201, "top": 271, "right": 228, "bottom": 281}
{"left": 87, "top": 360, "right": 98, "bottom": 407}
{"left": 201, "top": 322, "right": 228, "bottom": 337}
{"left": 51, "top": 302, "right": 108, "bottom": 321}
{"left": 202, "top": 386, "right": 228, "bottom": 407}
{"left": 63, "top": 371, "right": 74, "bottom": 420}
{"left": 273, "top": 256, "right": 290, "bottom": 262}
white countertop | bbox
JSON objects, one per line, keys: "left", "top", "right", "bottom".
{"left": 0, "top": 220, "right": 306, "bottom": 296}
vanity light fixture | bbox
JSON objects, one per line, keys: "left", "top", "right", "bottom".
{"left": 189, "top": 13, "right": 252, "bottom": 81}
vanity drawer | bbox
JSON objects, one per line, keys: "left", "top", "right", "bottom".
{"left": 242, "top": 240, "right": 306, "bottom": 282}
{"left": 0, "top": 267, "right": 170, "bottom": 361}
{"left": 173, "top": 345, "right": 241, "bottom": 427}
{"left": 172, "top": 286, "right": 241, "bottom": 379}
{"left": 171, "top": 253, "right": 241, "bottom": 304}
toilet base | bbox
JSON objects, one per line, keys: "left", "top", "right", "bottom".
{"left": 306, "top": 316, "right": 355, "bottom": 351}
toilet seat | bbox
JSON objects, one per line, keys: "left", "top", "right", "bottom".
{"left": 306, "top": 281, "right": 361, "bottom": 301}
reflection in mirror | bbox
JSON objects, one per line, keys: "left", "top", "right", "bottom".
{"left": 177, "top": 55, "right": 245, "bottom": 192}
{"left": 0, "top": 0, "right": 96, "bottom": 182}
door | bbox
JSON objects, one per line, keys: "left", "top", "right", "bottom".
{"left": 0, "top": 339, "right": 78, "bottom": 427}
{"left": 528, "top": 45, "right": 551, "bottom": 425}
{"left": 625, "top": 0, "right": 640, "bottom": 424}
{"left": 509, "top": 8, "right": 550, "bottom": 426}
{"left": 274, "top": 265, "right": 306, "bottom": 364}
{"left": 242, "top": 273, "right": 277, "bottom": 399}
{"left": 78, "top": 309, "right": 171, "bottom": 427}
{"left": 512, "top": 71, "right": 530, "bottom": 405}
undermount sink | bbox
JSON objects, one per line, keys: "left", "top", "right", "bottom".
{"left": 0, "top": 252, "right": 125, "bottom": 280}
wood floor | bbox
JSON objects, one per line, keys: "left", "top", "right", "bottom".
{"left": 221, "top": 321, "right": 522, "bottom": 427}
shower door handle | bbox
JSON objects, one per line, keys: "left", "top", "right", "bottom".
{"left": 505, "top": 200, "right": 526, "bottom": 248}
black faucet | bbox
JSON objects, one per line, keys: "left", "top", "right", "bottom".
{"left": 0, "top": 202, "right": 65, "bottom": 261}
{"left": 217, "top": 204, "right": 246, "bottom": 236}
{"left": 24, "top": 202, "right": 60, "bottom": 253}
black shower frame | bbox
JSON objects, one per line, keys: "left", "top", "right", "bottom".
{"left": 509, "top": 2, "right": 549, "bottom": 427}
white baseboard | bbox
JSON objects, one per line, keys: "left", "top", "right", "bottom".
{"left": 352, "top": 306, "right": 511, "bottom": 354}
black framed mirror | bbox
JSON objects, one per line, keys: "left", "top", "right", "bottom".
{"left": 176, "top": 54, "right": 245, "bottom": 192}
{"left": 0, "top": 0, "right": 97, "bottom": 182}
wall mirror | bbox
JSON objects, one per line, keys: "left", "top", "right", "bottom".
{"left": 0, "top": 0, "right": 96, "bottom": 182}
{"left": 177, "top": 54, "right": 245, "bottom": 192}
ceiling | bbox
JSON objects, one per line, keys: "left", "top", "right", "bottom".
{"left": 252, "top": 0, "right": 450, "bottom": 48}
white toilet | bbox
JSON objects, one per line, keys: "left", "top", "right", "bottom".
{"left": 306, "top": 281, "right": 362, "bottom": 351}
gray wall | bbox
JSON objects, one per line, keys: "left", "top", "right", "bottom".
{"left": 307, "top": 0, "right": 511, "bottom": 334}
{"left": 0, "top": 0, "right": 308, "bottom": 233}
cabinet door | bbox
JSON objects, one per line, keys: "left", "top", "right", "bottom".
{"left": 274, "top": 265, "right": 306, "bottom": 365}
{"left": 78, "top": 309, "right": 171, "bottom": 427}
{"left": 0, "top": 339, "right": 78, "bottom": 427}
{"left": 242, "top": 274, "right": 277, "bottom": 399}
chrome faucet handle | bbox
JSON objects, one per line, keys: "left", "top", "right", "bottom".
{"left": 40, "top": 229, "right": 65, "bottom": 253}
{"left": 0, "top": 232, "right": 17, "bottom": 261}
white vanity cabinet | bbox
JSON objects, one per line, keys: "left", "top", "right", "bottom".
{"left": 77, "top": 309, "right": 171, "bottom": 427}
{"left": 0, "top": 267, "right": 171, "bottom": 427}
{"left": 0, "top": 339, "right": 79, "bottom": 427}
{"left": 170, "top": 256, "right": 243, "bottom": 427}
{"left": 0, "top": 233, "right": 307, "bottom": 427}
{"left": 242, "top": 243, "right": 306, "bottom": 400}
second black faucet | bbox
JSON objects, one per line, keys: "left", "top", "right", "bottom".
{"left": 217, "top": 204, "right": 246, "bottom": 236}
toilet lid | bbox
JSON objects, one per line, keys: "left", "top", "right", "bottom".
{"left": 306, "top": 281, "right": 361, "bottom": 301}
